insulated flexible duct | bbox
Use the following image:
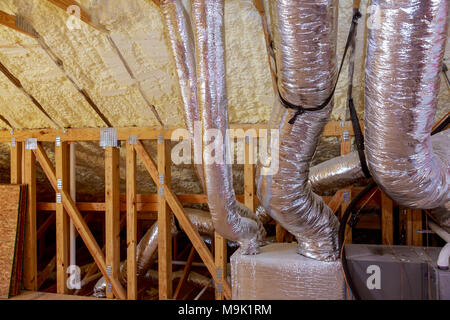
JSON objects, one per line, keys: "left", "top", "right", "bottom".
{"left": 365, "top": 0, "right": 449, "bottom": 216}
{"left": 191, "top": 0, "right": 264, "bottom": 254}
{"left": 257, "top": 0, "right": 340, "bottom": 261}
{"left": 161, "top": 0, "right": 205, "bottom": 189}
{"left": 93, "top": 208, "right": 215, "bottom": 296}
{"left": 309, "top": 151, "right": 367, "bottom": 195}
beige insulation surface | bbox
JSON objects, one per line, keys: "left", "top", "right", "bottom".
{"left": 0, "top": 0, "right": 448, "bottom": 198}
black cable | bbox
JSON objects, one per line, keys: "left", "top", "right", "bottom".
{"left": 339, "top": 180, "right": 378, "bottom": 300}
{"left": 442, "top": 63, "right": 450, "bottom": 88}
{"left": 277, "top": 10, "right": 362, "bottom": 124}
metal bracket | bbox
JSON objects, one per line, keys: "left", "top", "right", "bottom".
{"left": 25, "top": 138, "right": 37, "bottom": 150}
{"left": 56, "top": 136, "right": 61, "bottom": 147}
{"left": 217, "top": 283, "right": 223, "bottom": 294}
{"left": 340, "top": 120, "right": 345, "bottom": 127}
{"left": 159, "top": 174, "right": 165, "bottom": 185}
{"left": 157, "top": 133, "right": 164, "bottom": 145}
{"left": 57, "top": 179, "right": 63, "bottom": 190}
{"left": 128, "top": 135, "right": 138, "bottom": 145}
{"left": 158, "top": 186, "right": 164, "bottom": 197}
{"left": 99, "top": 128, "right": 119, "bottom": 149}
{"left": 11, "top": 137, "right": 16, "bottom": 148}
{"left": 344, "top": 191, "right": 351, "bottom": 203}
{"left": 343, "top": 130, "right": 350, "bottom": 141}
{"left": 106, "top": 266, "right": 112, "bottom": 276}
{"left": 56, "top": 193, "right": 62, "bottom": 204}
{"left": 107, "top": 283, "right": 112, "bottom": 293}
{"left": 217, "top": 268, "right": 222, "bottom": 280}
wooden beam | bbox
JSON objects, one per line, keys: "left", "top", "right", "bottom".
{"left": 105, "top": 146, "right": 121, "bottom": 299}
{"left": 0, "top": 121, "right": 364, "bottom": 142}
{"left": 126, "top": 141, "right": 137, "bottom": 300}
{"left": 36, "top": 214, "right": 56, "bottom": 240}
{"left": 134, "top": 141, "right": 232, "bottom": 299}
{"left": 173, "top": 246, "right": 195, "bottom": 299}
{"left": 28, "top": 145, "right": 126, "bottom": 299}
{"left": 381, "top": 192, "right": 394, "bottom": 245}
{"left": 55, "top": 141, "right": 70, "bottom": 294}
{"left": 61, "top": 188, "right": 126, "bottom": 299}
{"left": 327, "top": 190, "right": 344, "bottom": 215}
{"left": 214, "top": 233, "right": 227, "bottom": 300}
{"left": 10, "top": 140, "right": 22, "bottom": 184}
{"left": 244, "top": 136, "right": 256, "bottom": 212}
{"left": 34, "top": 143, "right": 58, "bottom": 190}
{"left": 37, "top": 256, "right": 56, "bottom": 289}
{"left": 0, "top": 11, "right": 37, "bottom": 38}
{"left": 157, "top": 135, "right": 173, "bottom": 299}
{"left": 23, "top": 147, "right": 37, "bottom": 290}
{"left": 406, "top": 209, "right": 423, "bottom": 246}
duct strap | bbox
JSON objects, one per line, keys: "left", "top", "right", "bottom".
{"left": 278, "top": 10, "right": 362, "bottom": 125}
{"left": 443, "top": 63, "right": 450, "bottom": 89}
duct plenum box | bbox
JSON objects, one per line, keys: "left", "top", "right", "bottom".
{"left": 231, "top": 243, "right": 345, "bottom": 300}
{"left": 345, "top": 244, "right": 449, "bottom": 300}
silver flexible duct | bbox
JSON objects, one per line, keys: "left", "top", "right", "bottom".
{"left": 365, "top": 0, "right": 449, "bottom": 213}
{"left": 161, "top": 0, "right": 205, "bottom": 189}
{"left": 309, "top": 151, "right": 367, "bottom": 195}
{"left": 257, "top": 0, "right": 340, "bottom": 261}
{"left": 93, "top": 208, "right": 215, "bottom": 296}
{"left": 191, "top": 0, "right": 264, "bottom": 254}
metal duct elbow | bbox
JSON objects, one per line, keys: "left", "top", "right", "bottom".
{"left": 365, "top": 0, "right": 449, "bottom": 212}
{"left": 309, "top": 151, "right": 368, "bottom": 195}
{"left": 161, "top": 0, "right": 205, "bottom": 189}
{"left": 191, "top": 0, "right": 264, "bottom": 255}
{"left": 257, "top": 0, "right": 340, "bottom": 261}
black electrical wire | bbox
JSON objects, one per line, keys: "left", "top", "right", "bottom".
{"left": 339, "top": 180, "right": 378, "bottom": 300}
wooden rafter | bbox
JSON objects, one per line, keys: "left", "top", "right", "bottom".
{"left": 0, "top": 60, "right": 62, "bottom": 129}
{"left": 0, "top": 114, "right": 13, "bottom": 128}
{"left": 23, "top": 147, "right": 37, "bottom": 291}
{"left": 105, "top": 146, "right": 120, "bottom": 299}
{"left": 0, "top": 10, "right": 37, "bottom": 38}
{"left": 134, "top": 140, "right": 232, "bottom": 300}
{"left": 35, "top": 37, "right": 113, "bottom": 127}
{"left": 0, "top": 121, "right": 365, "bottom": 142}
{"left": 33, "top": 143, "right": 126, "bottom": 299}
{"left": 126, "top": 141, "right": 138, "bottom": 300}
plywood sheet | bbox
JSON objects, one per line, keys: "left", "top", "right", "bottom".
{"left": 0, "top": 184, "right": 27, "bottom": 299}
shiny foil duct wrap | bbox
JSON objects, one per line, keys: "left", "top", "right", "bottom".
{"left": 365, "top": 0, "right": 449, "bottom": 211}
{"left": 430, "top": 130, "right": 450, "bottom": 232}
{"left": 257, "top": 0, "right": 340, "bottom": 261}
{"left": 191, "top": 0, "right": 263, "bottom": 254}
{"left": 94, "top": 209, "right": 215, "bottom": 296}
{"left": 161, "top": 0, "right": 205, "bottom": 188}
{"left": 309, "top": 151, "right": 367, "bottom": 195}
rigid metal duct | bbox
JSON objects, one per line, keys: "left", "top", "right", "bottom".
{"left": 191, "top": 0, "right": 264, "bottom": 254}
{"left": 161, "top": 0, "right": 205, "bottom": 189}
{"left": 365, "top": 0, "right": 449, "bottom": 216}
{"left": 257, "top": 0, "right": 340, "bottom": 261}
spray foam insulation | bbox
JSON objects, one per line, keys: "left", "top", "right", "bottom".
{"left": 0, "top": 0, "right": 447, "bottom": 198}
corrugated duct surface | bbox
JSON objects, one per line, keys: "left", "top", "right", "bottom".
{"left": 365, "top": 0, "right": 449, "bottom": 212}
{"left": 257, "top": 0, "right": 340, "bottom": 262}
